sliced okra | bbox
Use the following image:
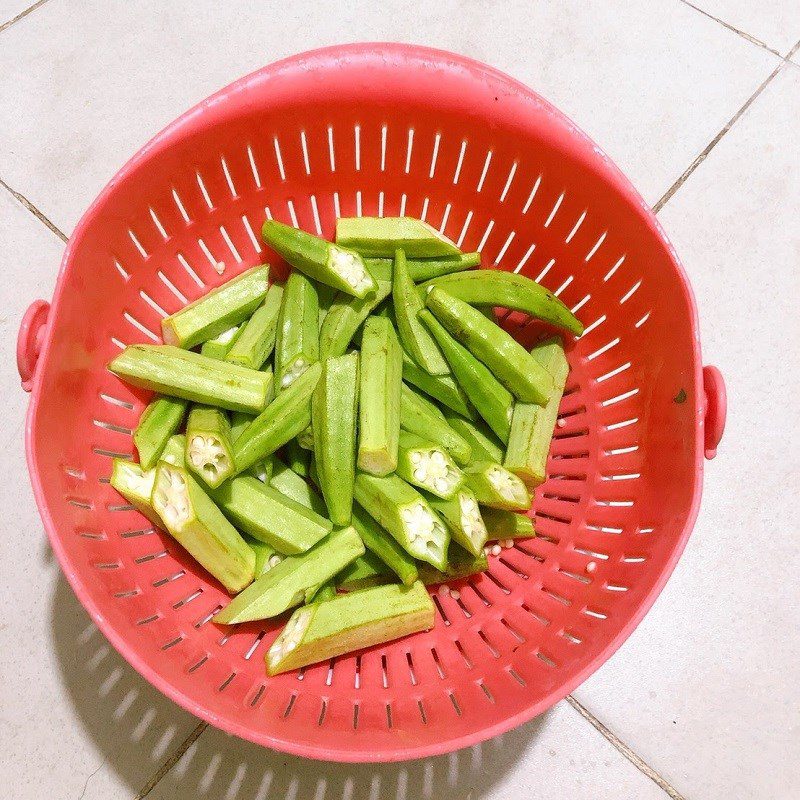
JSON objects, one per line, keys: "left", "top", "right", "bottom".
{"left": 225, "top": 282, "right": 284, "bottom": 369}
{"left": 441, "top": 411, "right": 504, "bottom": 463}
{"left": 297, "top": 424, "right": 315, "bottom": 450}
{"left": 263, "top": 220, "right": 376, "bottom": 298}
{"left": 210, "top": 475, "right": 332, "bottom": 554}
{"left": 396, "top": 429, "right": 463, "bottom": 500}
{"left": 504, "top": 337, "right": 569, "bottom": 487}
{"left": 266, "top": 580, "right": 434, "bottom": 675}
{"left": 215, "top": 526, "right": 364, "bottom": 624}
{"left": 316, "top": 282, "right": 338, "bottom": 330}
{"left": 364, "top": 251, "right": 480, "bottom": 283}
{"left": 200, "top": 325, "right": 242, "bottom": 360}
{"left": 418, "top": 270, "right": 583, "bottom": 336}
{"left": 401, "top": 348, "right": 475, "bottom": 419}
{"left": 229, "top": 410, "right": 253, "bottom": 443}
{"left": 274, "top": 271, "right": 319, "bottom": 391}
{"left": 151, "top": 462, "right": 255, "bottom": 594}
{"left": 336, "top": 216, "right": 460, "bottom": 258}
{"left": 353, "top": 472, "right": 449, "bottom": 570}
{"left": 336, "top": 551, "right": 391, "bottom": 591}
{"left": 425, "top": 287, "right": 553, "bottom": 405}
{"left": 159, "top": 434, "right": 186, "bottom": 468}
{"left": 268, "top": 456, "right": 327, "bottom": 516}
{"left": 425, "top": 487, "right": 488, "bottom": 556}
{"left": 393, "top": 249, "right": 449, "bottom": 375}
{"left": 284, "top": 438, "right": 311, "bottom": 477}
{"left": 481, "top": 508, "right": 535, "bottom": 540}
{"left": 232, "top": 361, "right": 321, "bottom": 474}
{"left": 134, "top": 396, "right": 188, "bottom": 470}
{"left": 416, "top": 544, "right": 489, "bottom": 585}
{"left": 305, "top": 581, "right": 336, "bottom": 604}
{"left": 463, "top": 461, "right": 531, "bottom": 511}
{"left": 161, "top": 265, "right": 269, "bottom": 349}
{"left": 357, "top": 316, "right": 402, "bottom": 476}
{"left": 351, "top": 502, "right": 418, "bottom": 586}
{"left": 245, "top": 535, "right": 283, "bottom": 578}
{"left": 109, "top": 344, "right": 272, "bottom": 414}
{"left": 312, "top": 352, "right": 359, "bottom": 526}
{"left": 419, "top": 309, "right": 514, "bottom": 442}
{"left": 400, "top": 383, "right": 471, "bottom": 466}
{"left": 185, "top": 406, "right": 235, "bottom": 488}
{"left": 110, "top": 459, "right": 163, "bottom": 529}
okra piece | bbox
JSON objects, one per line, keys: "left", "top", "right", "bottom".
{"left": 416, "top": 544, "right": 489, "bottom": 585}
{"left": 305, "top": 581, "right": 336, "bottom": 604}
{"left": 419, "top": 309, "right": 514, "bottom": 442}
{"left": 284, "top": 438, "right": 311, "bottom": 477}
{"left": 266, "top": 581, "right": 435, "bottom": 675}
{"left": 268, "top": 456, "right": 327, "bottom": 516}
{"left": 463, "top": 461, "right": 531, "bottom": 511}
{"left": 393, "top": 249, "right": 449, "bottom": 375}
{"left": 185, "top": 406, "right": 235, "bottom": 488}
{"left": 160, "top": 434, "right": 186, "bottom": 468}
{"left": 110, "top": 459, "right": 162, "bottom": 529}
{"left": 229, "top": 411, "right": 253, "bottom": 442}
{"left": 401, "top": 349, "right": 475, "bottom": 419}
{"left": 425, "top": 487, "right": 488, "bottom": 556}
{"left": 352, "top": 502, "right": 418, "bottom": 586}
{"left": 211, "top": 475, "right": 332, "bottom": 554}
{"left": 441, "top": 412, "right": 504, "bottom": 463}
{"left": 215, "top": 526, "right": 364, "bottom": 624}
{"left": 133, "top": 396, "right": 188, "bottom": 470}
{"left": 504, "top": 337, "right": 569, "bottom": 487}
{"left": 358, "top": 316, "right": 402, "bottom": 476}
{"left": 364, "top": 251, "right": 480, "bottom": 282}
{"left": 400, "top": 383, "right": 472, "bottom": 466}
{"left": 263, "top": 220, "right": 376, "bottom": 298}
{"left": 353, "top": 472, "right": 449, "bottom": 570}
{"left": 396, "top": 430, "right": 463, "bottom": 500}
{"left": 161, "top": 265, "right": 269, "bottom": 349}
{"left": 297, "top": 424, "right": 315, "bottom": 450}
{"left": 312, "top": 353, "right": 359, "bottom": 526}
{"left": 225, "top": 282, "right": 284, "bottom": 369}
{"left": 336, "top": 552, "right": 391, "bottom": 591}
{"left": 418, "top": 270, "right": 583, "bottom": 336}
{"left": 425, "top": 288, "right": 553, "bottom": 405}
{"left": 151, "top": 462, "right": 255, "bottom": 594}
{"left": 200, "top": 325, "right": 242, "bottom": 360}
{"left": 109, "top": 345, "right": 272, "bottom": 414}
{"left": 481, "top": 508, "right": 535, "bottom": 540}
{"left": 274, "top": 271, "right": 319, "bottom": 390}
{"left": 336, "top": 216, "right": 460, "bottom": 258}
{"left": 232, "top": 361, "right": 321, "bottom": 474}
{"left": 245, "top": 535, "right": 283, "bottom": 578}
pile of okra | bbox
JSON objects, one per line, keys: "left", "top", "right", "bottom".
{"left": 109, "top": 216, "right": 583, "bottom": 676}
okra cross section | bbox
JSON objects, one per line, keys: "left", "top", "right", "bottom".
{"left": 336, "top": 216, "right": 460, "bottom": 258}
{"left": 463, "top": 461, "right": 531, "bottom": 511}
{"left": 134, "top": 396, "right": 188, "bottom": 470}
{"left": 185, "top": 406, "right": 235, "bottom": 488}
{"left": 266, "top": 580, "right": 435, "bottom": 675}
{"left": 396, "top": 429, "right": 464, "bottom": 499}
{"left": 426, "top": 487, "right": 488, "bottom": 556}
{"left": 226, "top": 281, "right": 284, "bottom": 370}
{"left": 351, "top": 502, "right": 418, "bottom": 586}
{"left": 274, "top": 271, "right": 319, "bottom": 390}
{"left": 110, "top": 459, "right": 163, "bottom": 530}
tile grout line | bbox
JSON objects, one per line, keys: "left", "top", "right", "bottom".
{"left": 0, "top": 0, "right": 50, "bottom": 34}
{"left": 678, "top": 0, "right": 782, "bottom": 56}
{"left": 565, "top": 696, "right": 687, "bottom": 800}
{"left": 134, "top": 720, "right": 208, "bottom": 800}
{"left": 0, "top": 176, "right": 68, "bottom": 243}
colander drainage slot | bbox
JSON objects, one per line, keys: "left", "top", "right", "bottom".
{"left": 506, "top": 666, "right": 526, "bottom": 687}
{"left": 448, "top": 692, "right": 462, "bottom": 717}
{"left": 161, "top": 635, "right": 183, "bottom": 651}
{"left": 249, "top": 684, "right": 266, "bottom": 708}
{"left": 477, "top": 630, "right": 500, "bottom": 658}
{"left": 218, "top": 672, "right": 236, "bottom": 692}
{"left": 187, "top": 655, "right": 208, "bottom": 673}
{"left": 405, "top": 651, "right": 417, "bottom": 685}
{"left": 454, "top": 639, "right": 473, "bottom": 669}
{"left": 478, "top": 681, "right": 495, "bottom": 704}
{"left": 318, "top": 699, "right": 328, "bottom": 726}
{"left": 431, "top": 647, "right": 446, "bottom": 679}
{"left": 283, "top": 693, "right": 297, "bottom": 718}
{"left": 120, "top": 526, "right": 154, "bottom": 539}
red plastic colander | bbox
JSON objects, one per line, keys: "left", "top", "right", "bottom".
{"left": 17, "top": 44, "right": 726, "bottom": 762}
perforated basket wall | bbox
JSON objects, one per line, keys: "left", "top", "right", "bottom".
{"left": 20, "top": 44, "right": 723, "bottom": 762}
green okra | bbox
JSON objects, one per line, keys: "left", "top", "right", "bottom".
{"left": 312, "top": 352, "right": 359, "bottom": 526}
{"left": 297, "top": 424, "right": 314, "bottom": 450}
{"left": 316, "top": 282, "right": 338, "bottom": 327}
{"left": 463, "top": 461, "right": 531, "bottom": 511}
{"left": 200, "top": 325, "right": 242, "bottom": 360}
{"left": 425, "top": 288, "right": 553, "bottom": 405}
{"left": 268, "top": 456, "right": 327, "bottom": 516}
{"left": 425, "top": 486, "right": 488, "bottom": 556}
{"left": 393, "top": 249, "right": 449, "bottom": 376}
{"left": 151, "top": 461, "right": 255, "bottom": 594}
{"left": 419, "top": 309, "right": 514, "bottom": 442}
{"left": 336, "top": 216, "right": 460, "bottom": 258}
{"left": 266, "top": 580, "right": 435, "bottom": 675}
{"left": 110, "top": 459, "right": 162, "bottom": 529}
{"left": 357, "top": 316, "right": 402, "bottom": 476}
{"left": 133, "top": 396, "right": 188, "bottom": 470}
{"left": 215, "top": 526, "right": 364, "bottom": 624}
{"left": 351, "top": 502, "right": 418, "bottom": 586}
{"left": 245, "top": 535, "right": 283, "bottom": 578}
{"left": 160, "top": 434, "right": 186, "bottom": 468}
{"left": 109, "top": 345, "right": 272, "bottom": 414}
{"left": 263, "top": 220, "right": 376, "bottom": 298}
{"left": 225, "top": 282, "right": 284, "bottom": 369}
{"left": 232, "top": 361, "right": 321, "bottom": 474}
{"left": 161, "top": 265, "right": 269, "bottom": 349}
{"left": 336, "top": 552, "right": 391, "bottom": 591}
{"left": 185, "top": 406, "right": 235, "bottom": 488}
{"left": 305, "top": 581, "right": 336, "bottom": 604}
{"left": 396, "top": 429, "right": 463, "bottom": 500}
{"left": 441, "top": 412, "right": 504, "bottom": 463}
{"left": 353, "top": 472, "right": 449, "bottom": 570}
{"left": 401, "top": 349, "right": 475, "bottom": 419}
{"left": 229, "top": 411, "right": 253, "bottom": 442}
{"left": 481, "top": 508, "right": 535, "bottom": 540}
{"left": 416, "top": 544, "right": 488, "bottom": 585}
{"left": 283, "top": 439, "right": 311, "bottom": 477}
{"left": 210, "top": 475, "right": 332, "bottom": 554}
{"left": 400, "top": 383, "right": 471, "bottom": 466}
{"left": 418, "top": 270, "right": 583, "bottom": 336}
{"left": 274, "top": 272, "right": 319, "bottom": 391}
{"left": 504, "top": 337, "right": 569, "bottom": 487}
{"left": 364, "top": 252, "right": 480, "bottom": 283}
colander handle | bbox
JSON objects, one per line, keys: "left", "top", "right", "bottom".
{"left": 702, "top": 365, "right": 726, "bottom": 460}
{"left": 17, "top": 299, "right": 50, "bottom": 393}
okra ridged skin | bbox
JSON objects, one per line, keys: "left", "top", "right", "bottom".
{"left": 215, "top": 526, "right": 364, "bottom": 624}
{"left": 283, "top": 439, "right": 312, "bottom": 477}
{"left": 266, "top": 581, "right": 435, "bottom": 676}
{"left": 351, "top": 502, "right": 418, "bottom": 586}
{"left": 504, "top": 337, "right": 570, "bottom": 487}
{"left": 396, "top": 429, "right": 464, "bottom": 500}
{"left": 185, "top": 406, "right": 235, "bottom": 488}
{"left": 160, "top": 434, "right": 186, "bottom": 468}
{"left": 305, "top": 581, "right": 336, "bottom": 604}
{"left": 274, "top": 271, "right": 319, "bottom": 391}
{"left": 109, "top": 344, "right": 272, "bottom": 414}
{"left": 441, "top": 412, "right": 504, "bottom": 463}
{"left": 268, "top": 456, "right": 328, "bottom": 516}
{"left": 297, "top": 424, "right": 315, "bottom": 451}
{"left": 151, "top": 462, "right": 255, "bottom": 594}
{"left": 418, "top": 270, "right": 584, "bottom": 336}
{"left": 425, "top": 288, "right": 553, "bottom": 405}
{"left": 210, "top": 475, "right": 332, "bottom": 555}
{"left": 481, "top": 508, "right": 535, "bottom": 540}
{"left": 226, "top": 282, "right": 284, "bottom": 370}
{"left": 312, "top": 353, "right": 359, "bottom": 526}
{"left": 245, "top": 535, "right": 282, "bottom": 578}
{"left": 358, "top": 317, "right": 402, "bottom": 476}
{"left": 200, "top": 325, "right": 242, "bottom": 360}
{"left": 463, "top": 461, "right": 531, "bottom": 511}
{"left": 161, "top": 265, "right": 269, "bottom": 349}
{"left": 110, "top": 459, "right": 163, "bottom": 529}
{"left": 416, "top": 545, "right": 489, "bottom": 585}
{"left": 336, "top": 216, "right": 460, "bottom": 259}
{"left": 425, "top": 487, "right": 488, "bottom": 556}
{"left": 232, "top": 361, "right": 322, "bottom": 474}
{"left": 401, "top": 349, "right": 475, "bottom": 419}
{"left": 364, "top": 252, "right": 480, "bottom": 283}
{"left": 134, "top": 396, "right": 188, "bottom": 470}
{"left": 336, "top": 551, "right": 391, "bottom": 591}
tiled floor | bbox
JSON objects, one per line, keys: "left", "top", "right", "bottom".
{"left": 1, "top": 2, "right": 797, "bottom": 799}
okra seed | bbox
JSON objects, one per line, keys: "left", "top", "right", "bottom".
{"left": 410, "top": 452, "right": 422, "bottom": 465}
{"left": 269, "top": 555, "right": 282, "bottom": 567}
{"left": 413, "top": 467, "right": 427, "bottom": 482}
{"left": 491, "top": 544, "right": 502, "bottom": 556}
{"left": 431, "top": 451, "right": 446, "bottom": 468}
{"left": 450, "top": 590, "right": 460, "bottom": 600}
{"left": 438, "top": 584, "right": 450, "bottom": 598}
